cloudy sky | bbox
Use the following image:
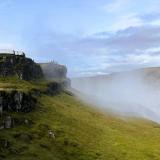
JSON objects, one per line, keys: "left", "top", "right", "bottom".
{"left": 0, "top": 0, "right": 160, "bottom": 77}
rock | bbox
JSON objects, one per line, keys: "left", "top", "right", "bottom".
{"left": 4, "top": 116, "right": 12, "bottom": 129}
{"left": 46, "top": 82, "right": 62, "bottom": 95}
{"left": 0, "top": 125, "right": 4, "bottom": 130}
{"left": 24, "top": 119, "right": 29, "bottom": 125}
{"left": 0, "top": 90, "right": 37, "bottom": 113}
{"left": 46, "top": 80, "right": 70, "bottom": 95}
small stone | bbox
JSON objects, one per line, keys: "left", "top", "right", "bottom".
{"left": 0, "top": 125, "right": 4, "bottom": 130}
{"left": 4, "top": 116, "right": 12, "bottom": 129}
{"left": 24, "top": 119, "right": 29, "bottom": 125}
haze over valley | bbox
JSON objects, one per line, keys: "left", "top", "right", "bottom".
{"left": 72, "top": 67, "right": 160, "bottom": 122}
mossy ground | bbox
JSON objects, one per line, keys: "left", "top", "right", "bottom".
{"left": 0, "top": 77, "right": 56, "bottom": 94}
{"left": 0, "top": 90, "right": 160, "bottom": 159}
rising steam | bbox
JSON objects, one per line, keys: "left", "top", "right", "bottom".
{"left": 72, "top": 68, "right": 160, "bottom": 122}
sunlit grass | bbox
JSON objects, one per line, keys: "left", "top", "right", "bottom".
{"left": 1, "top": 90, "right": 160, "bottom": 159}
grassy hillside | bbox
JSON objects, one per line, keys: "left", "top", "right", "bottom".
{"left": 1, "top": 81, "right": 160, "bottom": 160}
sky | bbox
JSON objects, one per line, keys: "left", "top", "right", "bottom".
{"left": 0, "top": 0, "right": 160, "bottom": 77}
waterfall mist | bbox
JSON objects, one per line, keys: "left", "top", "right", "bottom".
{"left": 72, "top": 69, "right": 160, "bottom": 122}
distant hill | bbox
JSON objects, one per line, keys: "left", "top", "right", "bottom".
{"left": 72, "top": 67, "right": 160, "bottom": 88}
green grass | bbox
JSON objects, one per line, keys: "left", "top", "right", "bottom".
{"left": 1, "top": 91, "right": 160, "bottom": 160}
{"left": 0, "top": 76, "right": 51, "bottom": 92}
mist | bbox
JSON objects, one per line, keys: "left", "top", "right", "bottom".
{"left": 72, "top": 69, "right": 160, "bottom": 122}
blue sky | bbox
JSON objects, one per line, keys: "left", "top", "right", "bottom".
{"left": 0, "top": 0, "right": 160, "bottom": 77}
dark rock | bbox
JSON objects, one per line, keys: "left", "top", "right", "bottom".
{"left": 0, "top": 53, "right": 43, "bottom": 80}
{"left": 46, "top": 80, "right": 70, "bottom": 95}
{"left": 0, "top": 125, "right": 4, "bottom": 130}
{"left": 0, "top": 90, "right": 37, "bottom": 113}
{"left": 46, "top": 82, "right": 62, "bottom": 95}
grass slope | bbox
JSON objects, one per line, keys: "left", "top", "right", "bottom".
{"left": 1, "top": 90, "right": 160, "bottom": 160}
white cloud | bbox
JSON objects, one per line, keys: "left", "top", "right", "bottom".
{"left": 143, "top": 47, "right": 160, "bottom": 53}
{"left": 28, "top": 24, "right": 160, "bottom": 76}
{"left": 127, "top": 53, "right": 160, "bottom": 66}
{"left": 150, "top": 19, "right": 160, "bottom": 26}
{"left": 0, "top": 0, "right": 13, "bottom": 9}
{"left": 110, "top": 14, "right": 143, "bottom": 31}
{"left": 102, "top": 0, "right": 130, "bottom": 13}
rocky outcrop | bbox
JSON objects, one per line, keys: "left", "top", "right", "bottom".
{"left": 0, "top": 90, "right": 37, "bottom": 131}
{"left": 40, "top": 61, "right": 67, "bottom": 79}
{"left": 45, "top": 80, "right": 71, "bottom": 95}
{"left": 0, "top": 90, "right": 36, "bottom": 114}
{"left": 0, "top": 53, "right": 70, "bottom": 135}
{"left": 0, "top": 53, "right": 43, "bottom": 80}
{"left": 40, "top": 61, "right": 71, "bottom": 88}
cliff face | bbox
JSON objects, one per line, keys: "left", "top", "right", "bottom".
{"left": 0, "top": 53, "right": 70, "bottom": 133}
{"left": 0, "top": 53, "right": 70, "bottom": 113}
{"left": 0, "top": 53, "right": 43, "bottom": 80}
{"left": 40, "top": 62, "right": 67, "bottom": 79}
{"left": 0, "top": 90, "right": 36, "bottom": 113}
